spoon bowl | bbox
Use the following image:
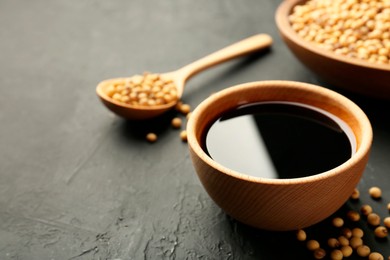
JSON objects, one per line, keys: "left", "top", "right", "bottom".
{"left": 96, "top": 34, "right": 273, "bottom": 120}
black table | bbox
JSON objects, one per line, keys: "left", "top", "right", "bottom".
{"left": 1, "top": 1, "right": 389, "bottom": 259}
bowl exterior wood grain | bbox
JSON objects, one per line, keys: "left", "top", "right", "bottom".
{"left": 275, "top": 0, "right": 390, "bottom": 99}
{"left": 187, "top": 81, "right": 372, "bottom": 231}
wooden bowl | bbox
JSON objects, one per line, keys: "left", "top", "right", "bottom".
{"left": 187, "top": 81, "right": 372, "bottom": 231}
{"left": 275, "top": 0, "right": 390, "bottom": 99}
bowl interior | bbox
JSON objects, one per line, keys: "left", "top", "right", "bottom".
{"left": 188, "top": 80, "right": 372, "bottom": 183}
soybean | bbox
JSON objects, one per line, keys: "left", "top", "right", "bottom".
{"left": 369, "top": 186, "right": 382, "bottom": 199}
{"left": 346, "top": 210, "right": 360, "bottom": 222}
{"left": 351, "top": 228, "right": 364, "bottom": 238}
{"left": 296, "top": 229, "right": 307, "bottom": 241}
{"left": 180, "top": 130, "right": 187, "bottom": 142}
{"left": 328, "top": 238, "right": 340, "bottom": 248}
{"left": 356, "top": 245, "right": 371, "bottom": 257}
{"left": 146, "top": 133, "right": 157, "bottom": 143}
{"left": 350, "top": 188, "right": 360, "bottom": 200}
{"left": 361, "top": 204, "right": 373, "bottom": 216}
{"left": 341, "top": 228, "right": 352, "bottom": 239}
{"left": 179, "top": 103, "right": 191, "bottom": 115}
{"left": 374, "top": 226, "right": 388, "bottom": 238}
{"left": 350, "top": 237, "right": 363, "bottom": 249}
{"left": 307, "top": 240, "right": 320, "bottom": 251}
{"left": 367, "top": 213, "right": 381, "bottom": 226}
{"left": 105, "top": 73, "right": 178, "bottom": 107}
{"left": 338, "top": 236, "right": 349, "bottom": 247}
{"left": 332, "top": 217, "right": 344, "bottom": 228}
{"left": 330, "top": 249, "right": 343, "bottom": 260}
{"left": 171, "top": 117, "right": 182, "bottom": 129}
{"left": 340, "top": 246, "right": 353, "bottom": 258}
{"left": 369, "top": 252, "right": 384, "bottom": 260}
{"left": 313, "top": 248, "right": 326, "bottom": 259}
{"left": 384, "top": 216, "right": 390, "bottom": 228}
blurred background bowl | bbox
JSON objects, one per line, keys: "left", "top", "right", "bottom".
{"left": 275, "top": 0, "right": 390, "bottom": 99}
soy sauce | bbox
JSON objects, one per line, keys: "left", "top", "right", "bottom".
{"left": 203, "top": 101, "right": 356, "bottom": 179}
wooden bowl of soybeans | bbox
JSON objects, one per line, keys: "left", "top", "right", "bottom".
{"left": 186, "top": 81, "right": 372, "bottom": 231}
{"left": 275, "top": 0, "right": 390, "bottom": 99}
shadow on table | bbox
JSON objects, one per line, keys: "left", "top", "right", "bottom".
{"left": 116, "top": 109, "right": 179, "bottom": 142}
{"left": 221, "top": 213, "right": 319, "bottom": 259}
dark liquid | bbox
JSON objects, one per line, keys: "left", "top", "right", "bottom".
{"left": 203, "top": 101, "right": 356, "bottom": 179}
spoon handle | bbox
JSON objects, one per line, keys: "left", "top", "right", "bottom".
{"left": 178, "top": 34, "right": 272, "bottom": 82}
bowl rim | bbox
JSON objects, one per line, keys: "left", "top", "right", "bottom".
{"left": 275, "top": 0, "right": 390, "bottom": 72}
{"left": 186, "top": 80, "right": 373, "bottom": 185}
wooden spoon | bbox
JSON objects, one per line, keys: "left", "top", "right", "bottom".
{"left": 96, "top": 34, "right": 272, "bottom": 120}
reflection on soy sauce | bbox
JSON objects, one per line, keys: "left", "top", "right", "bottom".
{"left": 204, "top": 101, "right": 356, "bottom": 179}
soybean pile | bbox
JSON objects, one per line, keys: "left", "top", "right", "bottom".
{"left": 289, "top": 0, "right": 390, "bottom": 65}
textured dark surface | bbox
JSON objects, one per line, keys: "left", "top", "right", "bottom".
{"left": 1, "top": 0, "right": 390, "bottom": 259}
